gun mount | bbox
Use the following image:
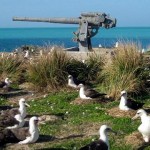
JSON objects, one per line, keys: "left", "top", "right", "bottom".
{"left": 13, "top": 12, "right": 116, "bottom": 52}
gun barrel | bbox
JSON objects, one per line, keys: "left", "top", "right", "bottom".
{"left": 13, "top": 17, "right": 80, "bottom": 24}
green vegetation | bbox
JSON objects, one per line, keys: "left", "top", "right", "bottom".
{"left": 2, "top": 91, "right": 150, "bottom": 150}
{"left": 100, "top": 43, "right": 146, "bottom": 99}
{"left": 0, "top": 43, "right": 150, "bottom": 149}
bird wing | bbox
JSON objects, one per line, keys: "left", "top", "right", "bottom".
{"left": 0, "top": 105, "right": 12, "bottom": 111}
{"left": 85, "top": 88, "right": 106, "bottom": 98}
{"left": 80, "top": 140, "right": 108, "bottom": 150}
{"left": 73, "top": 78, "right": 85, "bottom": 85}
{"left": 2, "top": 108, "right": 20, "bottom": 117}
{"left": 127, "top": 99, "right": 144, "bottom": 110}
{"left": 0, "top": 81, "right": 6, "bottom": 88}
{"left": 11, "top": 127, "right": 30, "bottom": 141}
{"left": 0, "top": 115, "right": 19, "bottom": 127}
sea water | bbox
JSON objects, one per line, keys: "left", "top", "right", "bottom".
{"left": 0, "top": 27, "right": 150, "bottom": 52}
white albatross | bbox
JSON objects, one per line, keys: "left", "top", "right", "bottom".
{"left": 0, "top": 113, "right": 25, "bottom": 129}
{"left": 132, "top": 109, "right": 150, "bottom": 142}
{"left": 119, "top": 90, "right": 144, "bottom": 111}
{"left": 68, "top": 75, "right": 85, "bottom": 89}
{"left": 1, "top": 98, "right": 30, "bottom": 118}
{"left": 0, "top": 78, "right": 12, "bottom": 88}
{"left": 78, "top": 84, "right": 106, "bottom": 99}
{"left": 0, "top": 116, "right": 39, "bottom": 145}
{"left": 80, "top": 125, "right": 116, "bottom": 150}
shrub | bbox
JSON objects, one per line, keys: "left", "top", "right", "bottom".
{"left": 26, "top": 49, "right": 71, "bottom": 91}
{"left": 100, "top": 42, "right": 145, "bottom": 99}
{"left": 0, "top": 54, "right": 23, "bottom": 82}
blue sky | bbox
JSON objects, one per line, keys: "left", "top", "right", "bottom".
{"left": 1, "top": 0, "right": 150, "bottom": 28}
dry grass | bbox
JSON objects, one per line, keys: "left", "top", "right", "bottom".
{"left": 0, "top": 54, "right": 23, "bottom": 82}
{"left": 107, "top": 107, "right": 136, "bottom": 118}
{"left": 101, "top": 42, "right": 145, "bottom": 99}
{"left": 124, "top": 131, "right": 144, "bottom": 148}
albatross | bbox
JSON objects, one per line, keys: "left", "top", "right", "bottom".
{"left": 0, "top": 78, "right": 12, "bottom": 88}
{"left": 0, "top": 116, "right": 39, "bottom": 145}
{"left": 80, "top": 125, "right": 116, "bottom": 150}
{"left": 68, "top": 75, "right": 85, "bottom": 88}
{"left": 132, "top": 109, "right": 150, "bottom": 142}
{"left": 0, "top": 113, "right": 25, "bottom": 129}
{"left": 78, "top": 84, "right": 106, "bottom": 99}
{"left": 1, "top": 98, "right": 30, "bottom": 118}
{"left": 119, "top": 90, "right": 144, "bottom": 111}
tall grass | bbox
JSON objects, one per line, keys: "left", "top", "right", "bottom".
{"left": 100, "top": 43, "right": 145, "bottom": 99}
{"left": 26, "top": 49, "right": 71, "bottom": 91}
{"left": 0, "top": 54, "right": 23, "bottom": 82}
{"left": 66, "top": 52, "right": 104, "bottom": 83}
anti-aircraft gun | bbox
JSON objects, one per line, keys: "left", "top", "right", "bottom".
{"left": 13, "top": 12, "right": 116, "bottom": 52}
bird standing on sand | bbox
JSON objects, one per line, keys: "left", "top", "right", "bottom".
{"left": 132, "top": 109, "right": 150, "bottom": 142}
{"left": 0, "top": 78, "right": 12, "bottom": 89}
{"left": 80, "top": 125, "right": 116, "bottom": 150}
{"left": 78, "top": 84, "right": 106, "bottom": 99}
{"left": 1, "top": 98, "right": 30, "bottom": 118}
{"left": 0, "top": 116, "right": 39, "bottom": 145}
{"left": 119, "top": 90, "right": 144, "bottom": 111}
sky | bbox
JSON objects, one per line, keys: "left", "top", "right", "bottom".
{"left": 1, "top": 0, "right": 150, "bottom": 28}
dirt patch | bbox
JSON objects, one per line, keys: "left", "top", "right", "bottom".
{"left": 5, "top": 144, "right": 30, "bottom": 150}
{"left": 107, "top": 107, "right": 136, "bottom": 118}
{"left": 70, "top": 97, "right": 110, "bottom": 105}
{"left": 55, "top": 122, "right": 110, "bottom": 140}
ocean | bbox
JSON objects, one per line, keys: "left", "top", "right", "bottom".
{"left": 0, "top": 27, "right": 150, "bottom": 52}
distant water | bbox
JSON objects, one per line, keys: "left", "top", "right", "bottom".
{"left": 0, "top": 27, "right": 150, "bottom": 52}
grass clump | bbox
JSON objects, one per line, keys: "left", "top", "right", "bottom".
{"left": 26, "top": 49, "right": 71, "bottom": 91}
{"left": 0, "top": 54, "right": 23, "bottom": 82}
{"left": 100, "top": 43, "right": 145, "bottom": 99}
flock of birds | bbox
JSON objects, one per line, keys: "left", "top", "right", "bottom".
{"left": 0, "top": 75, "right": 149, "bottom": 149}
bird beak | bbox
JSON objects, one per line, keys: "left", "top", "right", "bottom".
{"left": 25, "top": 103, "right": 30, "bottom": 107}
{"left": 132, "top": 114, "right": 139, "bottom": 120}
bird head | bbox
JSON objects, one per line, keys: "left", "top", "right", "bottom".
{"left": 19, "top": 98, "right": 30, "bottom": 107}
{"left": 78, "top": 83, "right": 84, "bottom": 88}
{"left": 99, "top": 125, "right": 117, "bottom": 135}
{"left": 132, "top": 109, "right": 147, "bottom": 120}
{"left": 68, "top": 75, "right": 73, "bottom": 79}
{"left": 121, "top": 90, "right": 127, "bottom": 97}
{"left": 30, "top": 116, "right": 39, "bottom": 125}
{"left": 5, "top": 77, "right": 12, "bottom": 84}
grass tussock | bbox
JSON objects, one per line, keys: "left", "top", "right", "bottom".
{"left": 67, "top": 52, "right": 104, "bottom": 82}
{"left": 26, "top": 49, "right": 71, "bottom": 91}
{"left": 101, "top": 42, "right": 145, "bottom": 99}
{"left": 0, "top": 54, "right": 23, "bottom": 82}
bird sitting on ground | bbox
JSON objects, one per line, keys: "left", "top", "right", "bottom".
{"left": 80, "top": 125, "right": 116, "bottom": 150}
{"left": 119, "top": 90, "right": 144, "bottom": 111}
{"left": 0, "top": 113, "right": 25, "bottom": 129}
{"left": 0, "top": 116, "right": 39, "bottom": 145}
{"left": 78, "top": 83, "right": 106, "bottom": 99}
{"left": 0, "top": 78, "right": 12, "bottom": 89}
{"left": 68, "top": 75, "right": 85, "bottom": 89}
{"left": 132, "top": 109, "right": 150, "bottom": 142}
{"left": 1, "top": 98, "right": 30, "bottom": 118}
{"left": 24, "top": 50, "right": 29, "bottom": 59}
